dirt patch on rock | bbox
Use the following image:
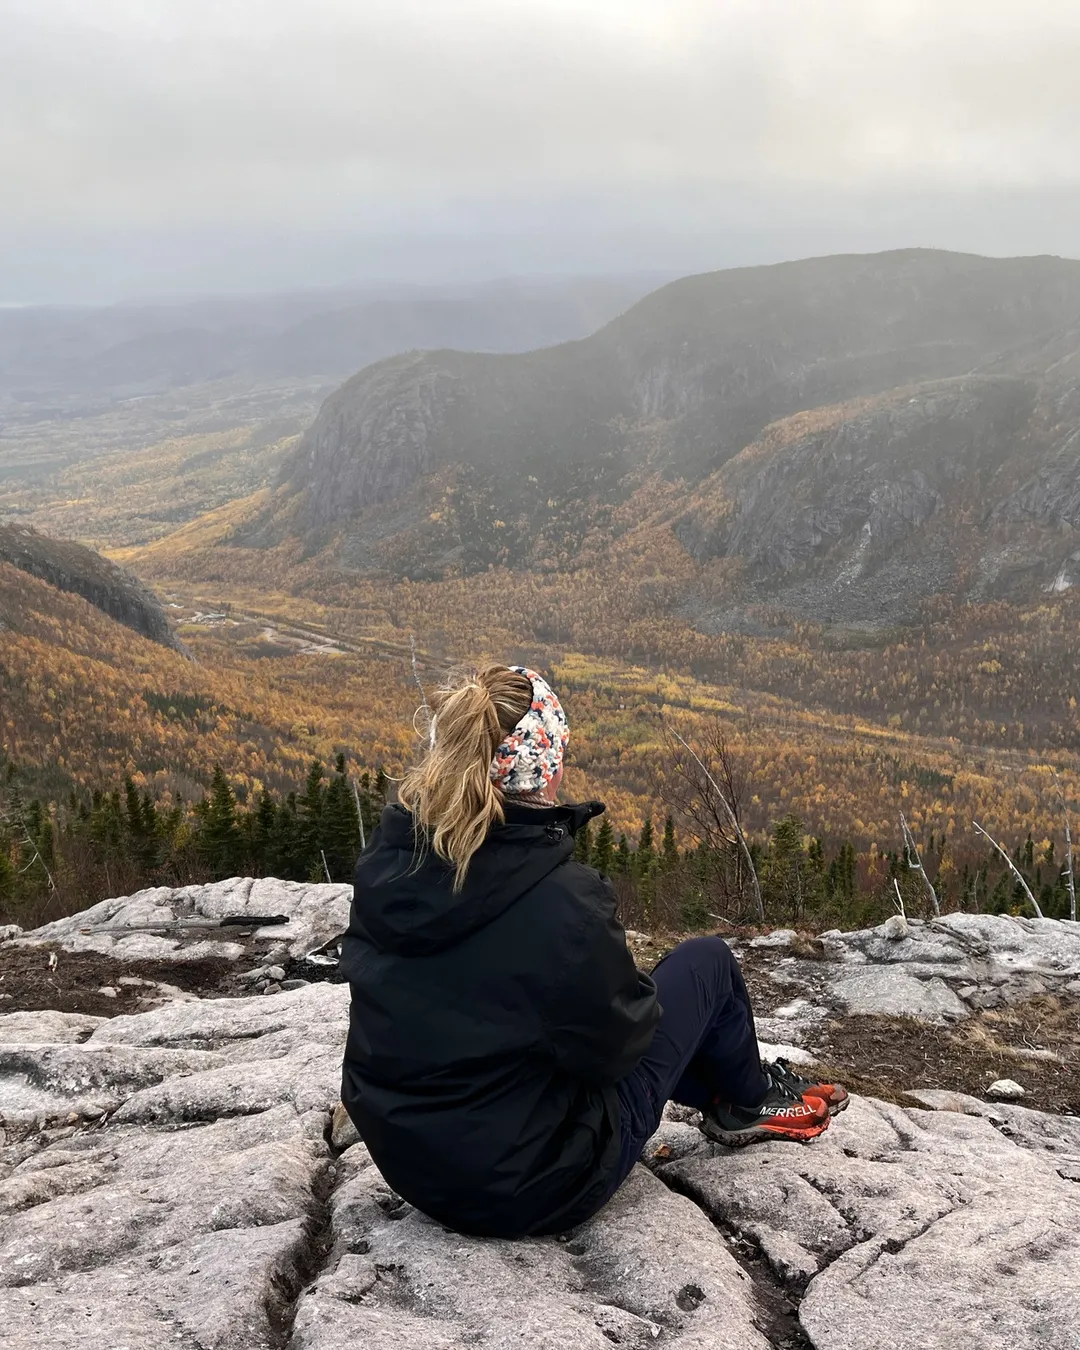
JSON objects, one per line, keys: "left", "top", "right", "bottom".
{"left": 816, "top": 996, "right": 1080, "bottom": 1116}
{"left": 0, "top": 945, "right": 239, "bottom": 1017}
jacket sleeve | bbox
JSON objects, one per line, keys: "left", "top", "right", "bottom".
{"left": 546, "top": 870, "right": 661, "bottom": 1085}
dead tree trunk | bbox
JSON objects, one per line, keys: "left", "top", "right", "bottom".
{"left": 352, "top": 780, "right": 367, "bottom": 852}
{"left": 972, "top": 821, "right": 1044, "bottom": 919}
{"left": 1, "top": 804, "right": 57, "bottom": 894}
{"left": 1050, "top": 770, "right": 1076, "bottom": 923}
{"left": 899, "top": 811, "right": 940, "bottom": 916}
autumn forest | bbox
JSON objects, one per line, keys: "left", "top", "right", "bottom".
{"left": 4, "top": 252, "right": 1080, "bottom": 934}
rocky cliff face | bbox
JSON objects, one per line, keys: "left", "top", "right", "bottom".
{"left": 0, "top": 523, "right": 181, "bottom": 651}
{"left": 669, "top": 375, "right": 1063, "bottom": 623}
{"left": 279, "top": 340, "right": 631, "bottom": 534}
{"left": 280, "top": 250, "right": 1080, "bottom": 517}
{"left": 260, "top": 250, "right": 1080, "bottom": 621}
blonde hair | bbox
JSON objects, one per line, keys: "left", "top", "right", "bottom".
{"left": 399, "top": 664, "right": 534, "bottom": 890}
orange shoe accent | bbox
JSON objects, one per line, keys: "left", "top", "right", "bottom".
{"left": 766, "top": 1059, "right": 850, "bottom": 1116}
{"left": 702, "top": 1089, "right": 831, "bottom": 1147}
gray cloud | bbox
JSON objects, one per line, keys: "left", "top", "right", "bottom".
{"left": 2, "top": 0, "right": 1079, "bottom": 300}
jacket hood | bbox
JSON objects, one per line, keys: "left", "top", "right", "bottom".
{"left": 349, "top": 800, "right": 606, "bottom": 957}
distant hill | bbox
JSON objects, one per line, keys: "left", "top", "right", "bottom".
{"left": 0, "top": 276, "right": 663, "bottom": 397}
{"left": 264, "top": 249, "right": 1080, "bottom": 624}
{"left": 0, "top": 549, "right": 421, "bottom": 806}
{"left": 0, "top": 523, "right": 182, "bottom": 651}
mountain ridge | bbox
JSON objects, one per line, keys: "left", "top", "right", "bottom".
{"left": 0, "top": 523, "right": 183, "bottom": 651}
{"left": 0, "top": 275, "right": 660, "bottom": 398}
{"left": 247, "top": 249, "right": 1080, "bottom": 624}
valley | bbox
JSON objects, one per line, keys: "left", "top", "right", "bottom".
{"left": 3, "top": 250, "right": 1080, "bottom": 928}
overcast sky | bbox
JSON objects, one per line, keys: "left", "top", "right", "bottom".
{"left": 2, "top": 0, "right": 1079, "bottom": 302}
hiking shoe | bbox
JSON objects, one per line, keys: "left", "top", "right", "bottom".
{"left": 765, "top": 1058, "right": 849, "bottom": 1116}
{"left": 701, "top": 1080, "right": 830, "bottom": 1147}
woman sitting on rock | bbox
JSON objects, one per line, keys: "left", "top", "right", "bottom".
{"left": 340, "top": 664, "right": 846, "bottom": 1238}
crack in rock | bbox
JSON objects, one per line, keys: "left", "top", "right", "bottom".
{"left": 654, "top": 1162, "right": 815, "bottom": 1349}
{"left": 287, "top": 1147, "right": 775, "bottom": 1348}
{"left": 658, "top": 1094, "right": 1080, "bottom": 1350}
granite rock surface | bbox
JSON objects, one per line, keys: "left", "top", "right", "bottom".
{"left": 4, "top": 976, "right": 1079, "bottom": 1349}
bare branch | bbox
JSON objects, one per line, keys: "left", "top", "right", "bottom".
{"left": 972, "top": 821, "right": 1044, "bottom": 919}
{"left": 899, "top": 811, "right": 940, "bottom": 916}
{"left": 320, "top": 849, "right": 333, "bottom": 884}
{"left": 666, "top": 726, "right": 763, "bottom": 922}
{"left": 892, "top": 878, "right": 906, "bottom": 919}
{"left": 1050, "top": 769, "right": 1076, "bottom": 923}
{"left": 0, "top": 801, "right": 56, "bottom": 893}
{"left": 351, "top": 779, "right": 366, "bottom": 852}
{"left": 408, "top": 634, "right": 430, "bottom": 714}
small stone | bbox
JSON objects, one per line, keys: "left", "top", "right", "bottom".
{"left": 280, "top": 978, "right": 310, "bottom": 991}
{"left": 238, "top": 966, "right": 270, "bottom": 983}
{"left": 266, "top": 966, "right": 286, "bottom": 982}
{"left": 96, "top": 986, "right": 118, "bottom": 998}
{"left": 263, "top": 982, "right": 282, "bottom": 995}
{"left": 987, "top": 1078, "right": 1026, "bottom": 1100}
{"left": 881, "top": 914, "right": 910, "bottom": 940}
{"left": 66, "top": 1112, "right": 80, "bottom": 1125}
{"left": 331, "top": 1100, "right": 362, "bottom": 1151}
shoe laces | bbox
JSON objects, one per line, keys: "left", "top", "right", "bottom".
{"left": 763, "top": 1059, "right": 809, "bottom": 1100}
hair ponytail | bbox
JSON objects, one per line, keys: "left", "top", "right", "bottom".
{"left": 399, "top": 665, "right": 533, "bottom": 890}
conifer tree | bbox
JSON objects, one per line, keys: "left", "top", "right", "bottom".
{"left": 573, "top": 822, "right": 592, "bottom": 865}
{"left": 252, "top": 793, "right": 278, "bottom": 874}
{"left": 661, "top": 815, "right": 678, "bottom": 871}
{"left": 201, "top": 766, "right": 241, "bottom": 879}
{"left": 635, "top": 817, "right": 655, "bottom": 878}
{"left": 275, "top": 792, "right": 302, "bottom": 881}
{"left": 592, "top": 817, "right": 615, "bottom": 875}
{"left": 0, "top": 844, "right": 14, "bottom": 907}
{"left": 323, "top": 755, "right": 361, "bottom": 880}
{"left": 297, "top": 761, "right": 326, "bottom": 878}
{"left": 763, "top": 814, "right": 820, "bottom": 924}
{"left": 123, "top": 778, "right": 144, "bottom": 850}
{"left": 37, "top": 818, "right": 56, "bottom": 873}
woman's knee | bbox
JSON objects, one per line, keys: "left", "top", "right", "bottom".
{"left": 653, "top": 934, "right": 737, "bottom": 975}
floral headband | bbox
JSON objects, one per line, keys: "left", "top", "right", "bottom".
{"left": 489, "top": 666, "right": 569, "bottom": 795}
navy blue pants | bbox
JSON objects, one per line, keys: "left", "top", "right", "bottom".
{"left": 607, "top": 936, "right": 769, "bottom": 1194}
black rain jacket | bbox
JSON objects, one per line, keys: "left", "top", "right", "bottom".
{"left": 339, "top": 799, "right": 660, "bottom": 1237}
